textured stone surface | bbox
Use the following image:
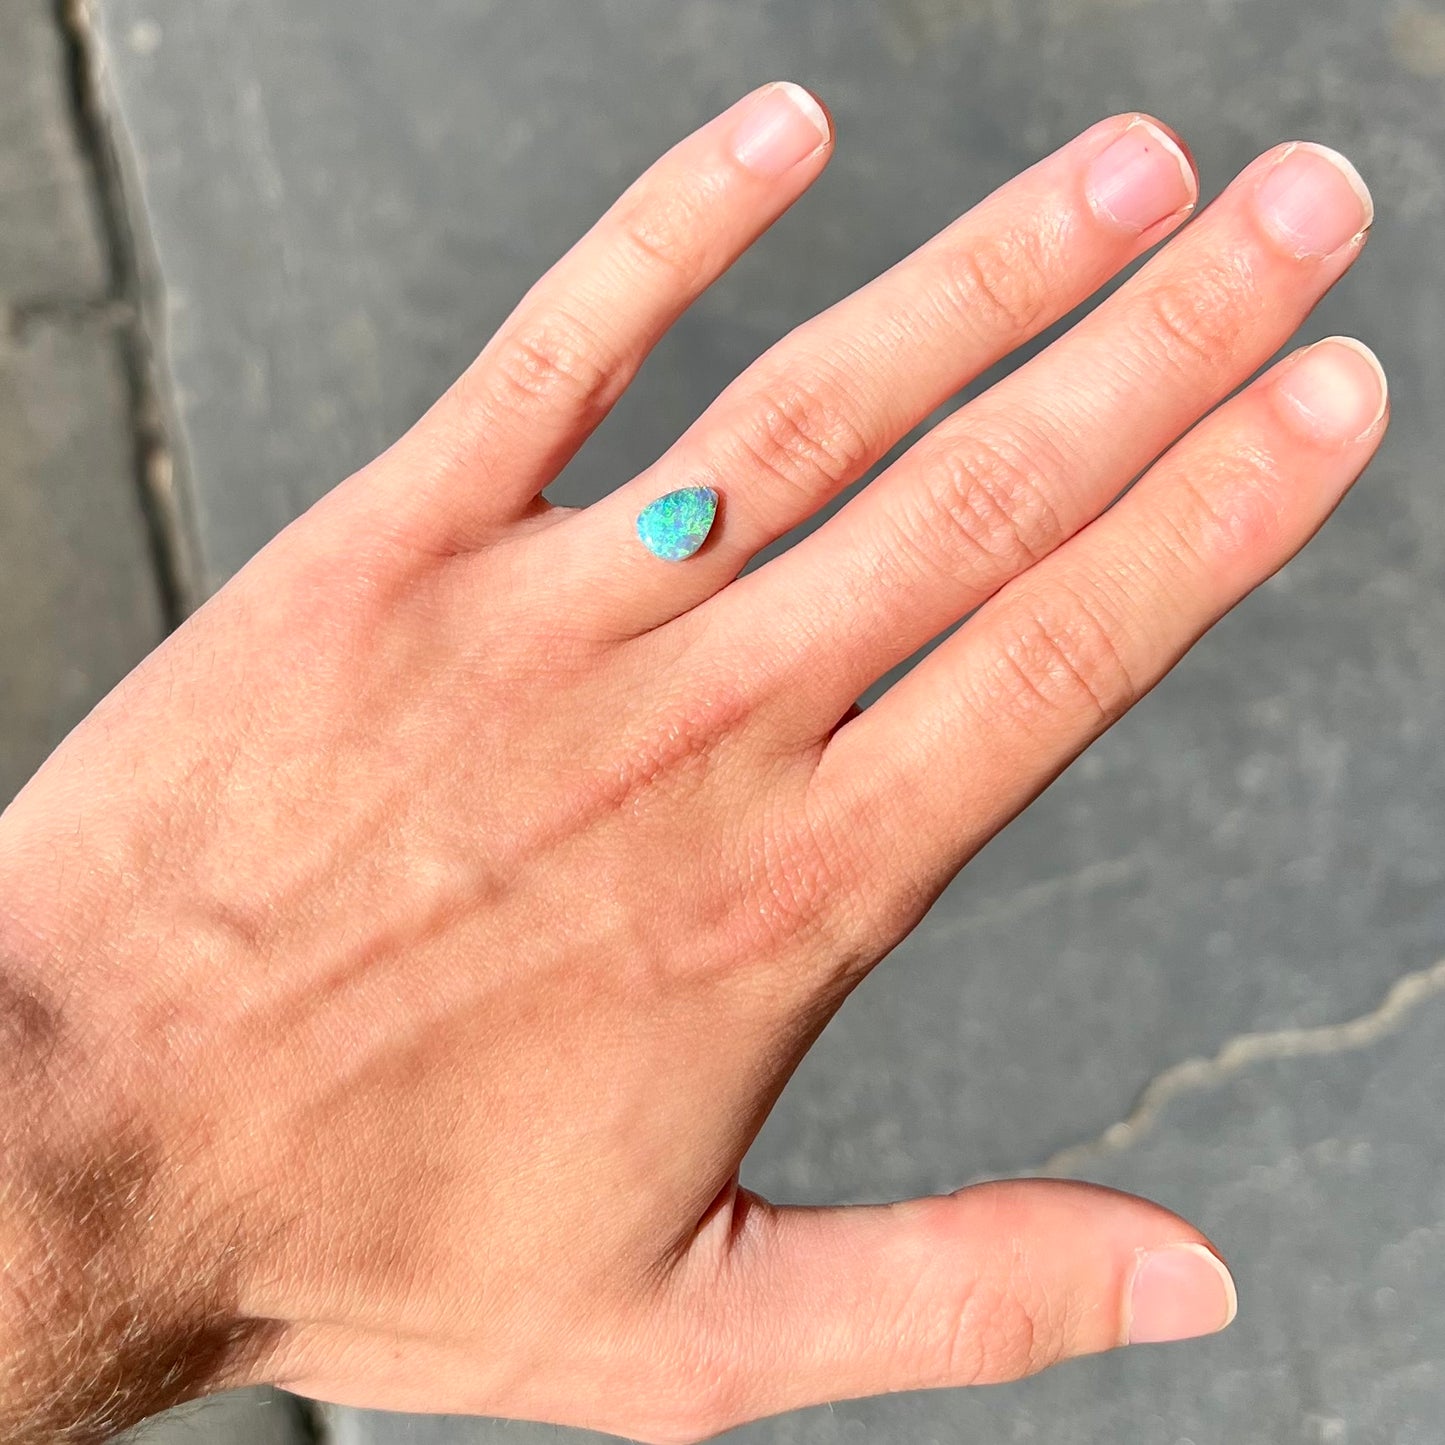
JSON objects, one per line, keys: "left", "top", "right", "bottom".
{"left": 122, "top": 1388, "right": 315, "bottom": 1444}
{"left": 0, "top": 319, "right": 163, "bottom": 810}
{"left": 0, "top": 0, "right": 158, "bottom": 809}
{"left": 81, "top": 0, "right": 1445, "bottom": 1438}
{"left": 0, "top": 0, "right": 108, "bottom": 301}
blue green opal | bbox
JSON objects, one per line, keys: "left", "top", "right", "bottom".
{"left": 635, "top": 486, "right": 719, "bottom": 561}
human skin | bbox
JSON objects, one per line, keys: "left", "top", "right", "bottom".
{"left": 0, "top": 84, "right": 1385, "bottom": 1443}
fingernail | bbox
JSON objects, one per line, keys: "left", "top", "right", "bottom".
{"left": 1086, "top": 120, "right": 1197, "bottom": 233}
{"left": 1256, "top": 142, "right": 1373, "bottom": 258}
{"left": 731, "top": 82, "right": 831, "bottom": 178}
{"left": 1276, "top": 337, "right": 1388, "bottom": 443}
{"left": 1127, "top": 1244, "right": 1238, "bottom": 1345}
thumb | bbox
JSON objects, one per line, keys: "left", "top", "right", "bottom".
{"left": 696, "top": 1179, "right": 1236, "bottom": 1429}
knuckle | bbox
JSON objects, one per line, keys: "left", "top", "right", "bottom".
{"left": 885, "top": 1235, "right": 990, "bottom": 1388}
{"left": 731, "top": 375, "right": 875, "bottom": 501}
{"left": 1134, "top": 255, "right": 1261, "bottom": 373}
{"left": 938, "top": 229, "right": 1054, "bottom": 338}
{"left": 484, "top": 309, "right": 618, "bottom": 419}
{"left": 915, "top": 428, "right": 1066, "bottom": 579}
{"left": 958, "top": 1256, "right": 1065, "bottom": 1385}
{"left": 1166, "top": 443, "right": 1289, "bottom": 560}
{"left": 899, "top": 1198, "right": 1072, "bottom": 1390}
{"left": 988, "top": 586, "right": 1139, "bottom": 731}
{"left": 611, "top": 176, "right": 717, "bottom": 289}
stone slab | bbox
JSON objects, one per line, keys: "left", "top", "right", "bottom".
{"left": 0, "top": 0, "right": 108, "bottom": 301}
{"left": 82, "top": 0, "right": 1445, "bottom": 1438}
{"left": 123, "top": 1388, "right": 315, "bottom": 1444}
{"left": 0, "top": 318, "right": 163, "bottom": 808}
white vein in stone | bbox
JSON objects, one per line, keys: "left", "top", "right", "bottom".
{"left": 1039, "top": 954, "right": 1445, "bottom": 1175}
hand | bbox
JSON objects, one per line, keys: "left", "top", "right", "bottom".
{"left": 0, "top": 83, "right": 1384, "bottom": 1444}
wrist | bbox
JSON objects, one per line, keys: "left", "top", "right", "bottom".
{"left": 0, "top": 912, "right": 275, "bottom": 1444}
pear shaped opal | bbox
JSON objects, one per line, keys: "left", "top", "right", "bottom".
{"left": 635, "top": 486, "right": 719, "bottom": 562}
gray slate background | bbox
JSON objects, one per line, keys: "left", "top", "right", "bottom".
{"left": 2, "top": 0, "right": 1439, "bottom": 1440}
{"left": 0, "top": 0, "right": 163, "bottom": 809}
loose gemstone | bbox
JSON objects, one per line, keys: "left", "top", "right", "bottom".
{"left": 635, "top": 486, "right": 719, "bottom": 561}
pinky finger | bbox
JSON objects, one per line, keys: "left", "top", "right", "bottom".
{"left": 817, "top": 336, "right": 1389, "bottom": 931}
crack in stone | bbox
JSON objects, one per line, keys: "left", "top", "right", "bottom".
{"left": 1039, "top": 955, "right": 1445, "bottom": 1175}
{"left": 923, "top": 853, "right": 1148, "bottom": 944}
{"left": 5, "top": 296, "right": 135, "bottom": 338}
{"left": 58, "top": 0, "right": 200, "bottom": 622}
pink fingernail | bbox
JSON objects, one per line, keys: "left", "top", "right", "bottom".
{"left": 1275, "top": 337, "right": 1388, "bottom": 443}
{"left": 1085, "top": 120, "right": 1196, "bottom": 234}
{"left": 1126, "top": 1244, "right": 1238, "bottom": 1345}
{"left": 1256, "top": 143, "right": 1373, "bottom": 257}
{"left": 731, "top": 82, "right": 831, "bottom": 178}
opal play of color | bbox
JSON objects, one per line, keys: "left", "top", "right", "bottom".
{"left": 635, "top": 486, "right": 719, "bottom": 561}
